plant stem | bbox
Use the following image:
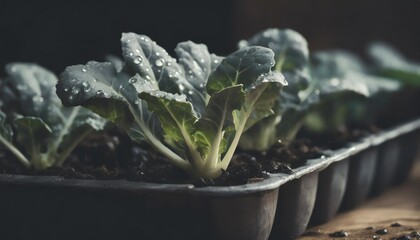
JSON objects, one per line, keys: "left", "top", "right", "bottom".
{"left": 0, "top": 135, "right": 31, "bottom": 168}
{"left": 129, "top": 106, "right": 192, "bottom": 172}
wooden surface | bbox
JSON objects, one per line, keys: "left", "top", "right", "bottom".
{"left": 298, "top": 160, "right": 420, "bottom": 239}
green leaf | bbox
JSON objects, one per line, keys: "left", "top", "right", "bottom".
{"left": 243, "top": 71, "right": 287, "bottom": 131}
{"left": 0, "top": 110, "right": 31, "bottom": 168}
{"left": 121, "top": 33, "right": 215, "bottom": 114}
{"left": 0, "top": 111, "right": 12, "bottom": 143}
{"left": 2, "top": 63, "right": 106, "bottom": 169}
{"left": 311, "top": 50, "right": 400, "bottom": 98}
{"left": 238, "top": 29, "right": 311, "bottom": 150}
{"left": 57, "top": 34, "right": 290, "bottom": 179}
{"left": 57, "top": 61, "right": 149, "bottom": 134}
{"left": 194, "top": 85, "right": 245, "bottom": 159}
{"left": 14, "top": 117, "right": 52, "bottom": 152}
{"left": 207, "top": 46, "right": 276, "bottom": 94}
{"left": 240, "top": 28, "right": 310, "bottom": 97}
{"left": 175, "top": 41, "right": 223, "bottom": 93}
{"left": 139, "top": 91, "right": 198, "bottom": 156}
{"left": 368, "top": 42, "right": 420, "bottom": 86}
{"left": 240, "top": 28, "right": 309, "bottom": 72}
{"left": 238, "top": 115, "right": 279, "bottom": 151}
{"left": 305, "top": 50, "right": 401, "bottom": 134}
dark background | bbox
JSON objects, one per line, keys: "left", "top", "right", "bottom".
{"left": 1, "top": 0, "right": 420, "bottom": 74}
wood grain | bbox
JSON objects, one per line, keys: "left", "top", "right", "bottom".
{"left": 298, "top": 159, "right": 420, "bottom": 239}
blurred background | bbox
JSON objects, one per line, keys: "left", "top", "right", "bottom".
{"left": 1, "top": 0, "right": 420, "bottom": 73}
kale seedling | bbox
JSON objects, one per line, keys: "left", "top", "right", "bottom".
{"left": 56, "top": 33, "right": 287, "bottom": 179}
{"left": 0, "top": 64, "right": 105, "bottom": 170}
{"left": 238, "top": 28, "right": 313, "bottom": 150}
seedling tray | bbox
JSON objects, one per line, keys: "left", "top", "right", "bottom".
{"left": 1, "top": 118, "right": 419, "bottom": 240}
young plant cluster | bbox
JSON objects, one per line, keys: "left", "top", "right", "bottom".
{"left": 1, "top": 29, "right": 419, "bottom": 180}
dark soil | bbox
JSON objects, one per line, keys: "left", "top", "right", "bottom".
{"left": 0, "top": 125, "right": 373, "bottom": 187}
{"left": 297, "top": 124, "right": 379, "bottom": 150}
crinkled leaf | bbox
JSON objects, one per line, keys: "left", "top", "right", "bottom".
{"left": 207, "top": 46, "right": 276, "bottom": 94}
{"left": 241, "top": 28, "right": 310, "bottom": 93}
{"left": 175, "top": 41, "right": 223, "bottom": 94}
{"left": 2, "top": 63, "right": 105, "bottom": 169}
{"left": 57, "top": 61, "right": 151, "bottom": 136}
{"left": 368, "top": 42, "right": 420, "bottom": 86}
{"left": 121, "top": 33, "right": 211, "bottom": 114}
{"left": 238, "top": 29, "right": 312, "bottom": 150}
{"left": 6, "top": 63, "right": 105, "bottom": 135}
{"left": 241, "top": 29, "right": 309, "bottom": 72}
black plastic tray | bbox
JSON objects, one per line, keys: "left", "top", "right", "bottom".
{"left": 1, "top": 119, "right": 419, "bottom": 240}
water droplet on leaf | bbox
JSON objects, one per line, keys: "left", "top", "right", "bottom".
{"left": 133, "top": 56, "right": 143, "bottom": 64}
{"left": 155, "top": 58, "right": 165, "bottom": 67}
{"left": 129, "top": 77, "right": 138, "bottom": 84}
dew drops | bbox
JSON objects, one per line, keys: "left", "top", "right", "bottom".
{"left": 178, "top": 84, "right": 185, "bottom": 91}
{"left": 330, "top": 78, "right": 340, "bottom": 86}
{"left": 145, "top": 75, "right": 151, "bottom": 80}
{"left": 214, "top": 59, "right": 219, "bottom": 64}
{"left": 129, "top": 77, "right": 138, "bottom": 84}
{"left": 188, "top": 70, "right": 193, "bottom": 74}
{"left": 174, "top": 94, "right": 185, "bottom": 102}
{"left": 134, "top": 100, "right": 139, "bottom": 105}
{"left": 129, "top": 52, "right": 134, "bottom": 56}
{"left": 119, "top": 85, "right": 124, "bottom": 90}
{"left": 96, "top": 90, "right": 105, "bottom": 96}
{"left": 200, "top": 58, "right": 205, "bottom": 63}
{"left": 238, "top": 40, "right": 247, "bottom": 48}
{"left": 199, "top": 83, "right": 205, "bottom": 88}
{"left": 155, "top": 58, "right": 165, "bottom": 67}
{"left": 32, "top": 96, "right": 44, "bottom": 103}
{"left": 64, "top": 88, "right": 69, "bottom": 92}
{"left": 84, "top": 86, "right": 91, "bottom": 93}
{"left": 263, "top": 30, "right": 271, "bottom": 37}
{"left": 188, "top": 90, "right": 194, "bottom": 95}
{"left": 17, "top": 85, "right": 28, "bottom": 91}
{"left": 133, "top": 56, "right": 143, "bottom": 64}
{"left": 82, "top": 68, "right": 87, "bottom": 72}
{"left": 72, "top": 88, "right": 80, "bottom": 94}
{"left": 82, "top": 82, "right": 88, "bottom": 87}
{"left": 93, "top": 78, "right": 98, "bottom": 82}
{"left": 315, "top": 89, "right": 320, "bottom": 95}
{"left": 155, "top": 52, "right": 160, "bottom": 56}
{"left": 140, "top": 36, "right": 145, "bottom": 41}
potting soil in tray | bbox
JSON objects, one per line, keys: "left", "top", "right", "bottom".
{"left": 0, "top": 125, "right": 375, "bottom": 187}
